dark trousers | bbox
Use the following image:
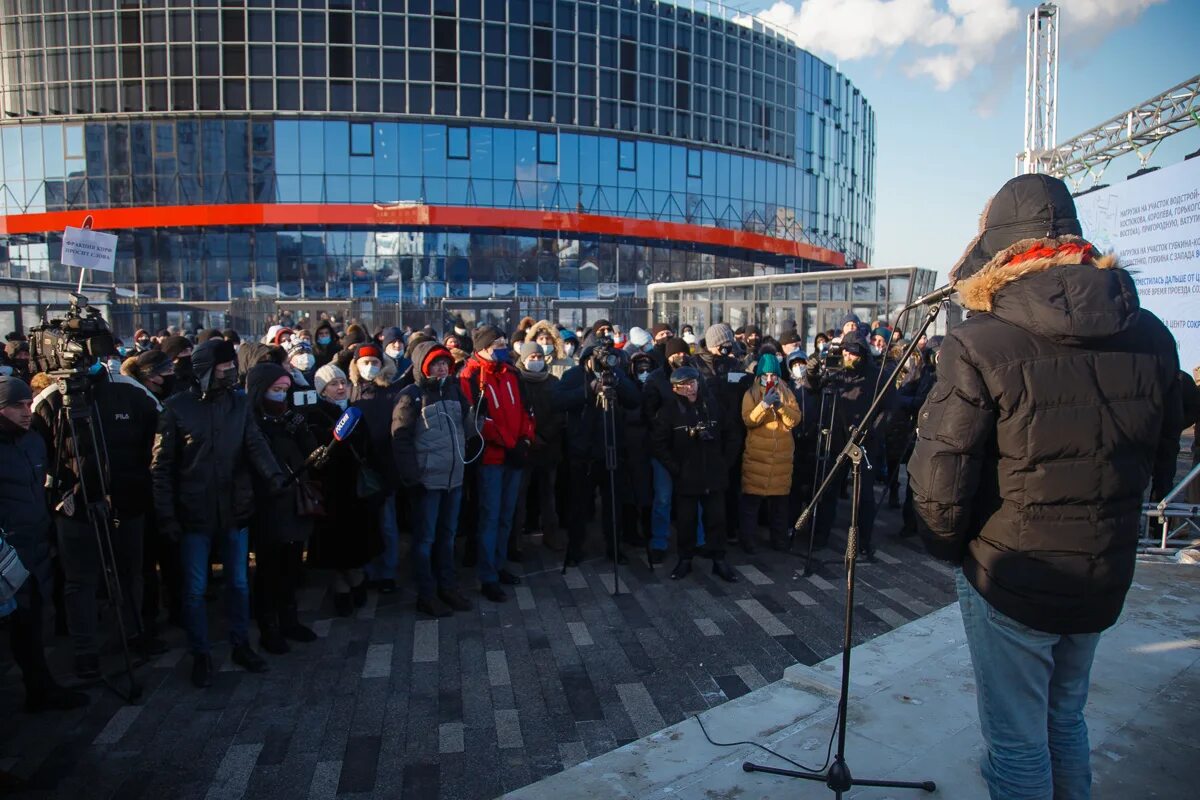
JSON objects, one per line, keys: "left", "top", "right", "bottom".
{"left": 142, "top": 517, "right": 182, "bottom": 628}
{"left": 811, "top": 458, "right": 878, "bottom": 553}
{"left": 675, "top": 491, "right": 727, "bottom": 560}
{"left": 567, "top": 458, "right": 621, "bottom": 558}
{"left": 8, "top": 577, "right": 53, "bottom": 696}
{"left": 514, "top": 463, "right": 560, "bottom": 545}
{"left": 253, "top": 539, "right": 305, "bottom": 629}
{"left": 739, "top": 493, "right": 790, "bottom": 542}
{"left": 56, "top": 513, "right": 145, "bottom": 656}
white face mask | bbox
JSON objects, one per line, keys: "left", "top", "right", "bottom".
{"left": 291, "top": 353, "right": 316, "bottom": 372}
{"left": 454, "top": 326, "right": 466, "bottom": 336}
{"left": 539, "top": 343, "right": 555, "bottom": 357}
{"left": 564, "top": 343, "right": 576, "bottom": 357}
{"left": 791, "top": 365, "right": 806, "bottom": 380}
{"left": 637, "top": 371, "right": 650, "bottom": 383}
{"left": 524, "top": 359, "right": 546, "bottom": 373}
{"left": 385, "top": 345, "right": 403, "bottom": 360}
{"left": 870, "top": 345, "right": 884, "bottom": 357}
{"left": 359, "top": 362, "right": 381, "bottom": 381}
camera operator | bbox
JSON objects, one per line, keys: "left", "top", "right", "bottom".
{"left": 151, "top": 339, "right": 285, "bottom": 688}
{"left": 650, "top": 367, "right": 739, "bottom": 583}
{"left": 0, "top": 376, "right": 90, "bottom": 712}
{"left": 802, "top": 331, "right": 891, "bottom": 560}
{"left": 695, "top": 324, "right": 752, "bottom": 544}
{"left": 552, "top": 336, "right": 642, "bottom": 567}
{"left": 32, "top": 350, "right": 167, "bottom": 680}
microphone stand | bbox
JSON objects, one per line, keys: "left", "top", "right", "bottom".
{"left": 742, "top": 300, "right": 946, "bottom": 799}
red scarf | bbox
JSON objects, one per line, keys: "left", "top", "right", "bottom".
{"left": 1006, "top": 241, "right": 1094, "bottom": 267}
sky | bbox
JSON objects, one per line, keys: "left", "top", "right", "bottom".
{"left": 738, "top": 0, "right": 1200, "bottom": 279}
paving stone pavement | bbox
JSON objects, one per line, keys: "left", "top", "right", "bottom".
{"left": 0, "top": 493, "right": 957, "bottom": 800}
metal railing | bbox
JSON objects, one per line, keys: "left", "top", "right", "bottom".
{"left": 1142, "top": 461, "right": 1200, "bottom": 554}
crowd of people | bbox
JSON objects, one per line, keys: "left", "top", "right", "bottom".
{"left": 1, "top": 295, "right": 1197, "bottom": 706}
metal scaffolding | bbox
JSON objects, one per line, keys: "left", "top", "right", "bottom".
{"left": 1046, "top": 74, "right": 1200, "bottom": 189}
{"left": 1017, "top": 3, "right": 1060, "bottom": 176}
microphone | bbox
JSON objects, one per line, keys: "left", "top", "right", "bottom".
{"left": 903, "top": 283, "right": 956, "bottom": 310}
{"left": 285, "top": 407, "right": 363, "bottom": 485}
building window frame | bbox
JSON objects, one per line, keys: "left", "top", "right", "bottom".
{"left": 447, "top": 125, "right": 469, "bottom": 159}
{"left": 350, "top": 121, "right": 373, "bottom": 156}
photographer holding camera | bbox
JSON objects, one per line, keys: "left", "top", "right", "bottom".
{"left": 801, "top": 331, "right": 891, "bottom": 560}
{"left": 33, "top": 347, "right": 166, "bottom": 679}
{"left": 552, "top": 336, "right": 642, "bottom": 567}
{"left": 650, "top": 367, "right": 739, "bottom": 583}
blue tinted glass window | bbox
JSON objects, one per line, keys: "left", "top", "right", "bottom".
{"left": 350, "top": 122, "right": 372, "bottom": 156}
{"left": 618, "top": 139, "right": 635, "bottom": 171}
{"left": 687, "top": 149, "right": 701, "bottom": 178}
{"left": 447, "top": 126, "right": 468, "bottom": 159}
{"left": 537, "top": 132, "right": 556, "bottom": 164}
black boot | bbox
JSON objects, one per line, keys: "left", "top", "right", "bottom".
{"left": 740, "top": 535, "right": 757, "bottom": 555}
{"left": 670, "top": 558, "right": 693, "bottom": 580}
{"left": 350, "top": 581, "right": 368, "bottom": 608}
{"left": 333, "top": 592, "right": 354, "bottom": 617}
{"left": 73, "top": 654, "right": 101, "bottom": 681}
{"left": 280, "top": 606, "right": 317, "bottom": 643}
{"left": 191, "top": 653, "right": 213, "bottom": 688}
{"left": 438, "top": 588, "right": 473, "bottom": 612}
{"left": 888, "top": 485, "right": 901, "bottom": 509}
{"left": 231, "top": 644, "right": 270, "bottom": 673}
{"left": 712, "top": 560, "right": 740, "bottom": 583}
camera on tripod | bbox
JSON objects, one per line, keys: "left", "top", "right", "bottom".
{"left": 29, "top": 293, "right": 116, "bottom": 376}
{"left": 590, "top": 335, "right": 620, "bottom": 374}
{"left": 681, "top": 419, "right": 717, "bottom": 442}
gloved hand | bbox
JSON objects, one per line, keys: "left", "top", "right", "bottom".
{"left": 310, "top": 444, "right": 331, "bottom": 470}
{"left": 763, "top": 387, "right": 781, "bottom": 407}
{"left": 160, "top": 519, "right": 181, "bottom": 543}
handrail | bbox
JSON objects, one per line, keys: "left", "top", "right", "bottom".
{"left": 1158, "top": 462, "right": 1200, "bottom": 512}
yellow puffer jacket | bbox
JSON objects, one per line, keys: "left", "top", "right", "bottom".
{"left": 740, "top": 380, "right": 803, "bottom": 496}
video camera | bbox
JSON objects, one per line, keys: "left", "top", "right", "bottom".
{"left": 590, "top": 335, "right": 621, "bottom": 375}
{"left": 677, "top": 419, "right": 718, "bottom": 442}
{"left": 29, "top": 293, "right": 116, "bottom": 376}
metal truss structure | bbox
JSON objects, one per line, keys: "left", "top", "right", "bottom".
{"left": 1048, "top": 74, "right": 1200, "bottom": 189}
{"left": 1017, "top": 3, "right": 1060, "bottom": 176}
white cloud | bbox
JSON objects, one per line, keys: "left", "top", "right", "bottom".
{"left": 736, "top": 0, "right": 1166, "bottom": 90}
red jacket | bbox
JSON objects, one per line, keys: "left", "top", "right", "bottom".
{"left": 459, "top": 355, "right": 535, "bottom": 466}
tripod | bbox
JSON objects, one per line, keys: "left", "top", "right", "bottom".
{"left": 50, "top": 373, "right": 143, "bottom": 703}
{"left": 560, "top": 371, "right": 623, "bottom": 596}
{"left": 796, "top": 383, "right": 840, "bottom": 577}
{"left": 743, "top": 301, "right": 945, "bottom": 798}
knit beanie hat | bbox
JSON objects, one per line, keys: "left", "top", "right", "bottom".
{"left": 756, "top": 352, "right": 781, "bottom": 376}
{"left": 313, "top": 363, "right": 346, "bottom": 394}
{"left": 778, "top": 330, "right": 800, "bottom": 346}
{"left": 159, "top": 335, "right": 192, "bottom": 360}
{"left": 381, "top": 326, "right": 404, "bottom": 349}
{"left": 0, "top": 375, "right": 32, "bottom": 408}
{"left": 665, "top": 338, "right": 691, "bottom": 358}
{"left": 627, "top": 327, "right": 652, "bottom": 349}
{"left": 473, "top": 324, "right": 502, "bottom": 352}
{"left": 651, "top": 323, "right": 673, "bottom": 337}
{"left": 518, "top": 341, "right": 542, "bottom": 363}
{"left": 704, "top": 323, "right": 735, "bottom": 349}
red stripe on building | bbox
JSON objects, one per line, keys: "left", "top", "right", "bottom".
{"left": 0, "top": 203, "right": 845, "bottom": 267}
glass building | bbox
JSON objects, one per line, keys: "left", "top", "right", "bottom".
{"left": 648, "top": 267, "right": 939, "bottom": 349}
{"left": 0, "top": 0, "right": 875, "bottom": 337}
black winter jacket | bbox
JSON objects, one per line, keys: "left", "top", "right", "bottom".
{"left": 0, "top": 425, "right": 54, "bottom": 594}
{"left": 246, "top": 363, "right": 319, "bottom": 544}
{"left": 909, "top": 251, "right": 1181, "bottom": 634}
{"left": 551, "top": 345, "right": 642, "bottom": 461}
{"left": 516, "top": 365, "right": 565, "bottom": 467}
{"left": 151, "top": 385, "right": 284, "bottom": 537}
{"left": 650, "top": 390, "right": 738, "bottom": 496}
{"left": 33, "top": 372, "right": 159, "bottom": 519}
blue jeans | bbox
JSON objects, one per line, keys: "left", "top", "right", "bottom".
{"left": 414, "top": 485, "right": 462, "bottom": 598}
{"left": 365, "top": 493, "right": 400, "bottom": 583}
{"left": 477, "top": 464, "right": 521, "bottom": 584}
{"left": 957, "top": 570, "right": 1100, "bottom": 800}
{"left": 181, "top": 529, "right": 250, "bottom": 655}
{"left": 650, "top": 459, "right": 704, "bottom": 551}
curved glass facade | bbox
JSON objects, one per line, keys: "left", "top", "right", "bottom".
{"left": 0, "top": 0, "right": 875, "bottom": 335}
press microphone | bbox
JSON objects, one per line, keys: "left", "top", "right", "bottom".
{"left": 285, "top": 406, "right": 363, "bottom": 485}
{"left": 903, "top": 283, "right": 956, "bottom": 310}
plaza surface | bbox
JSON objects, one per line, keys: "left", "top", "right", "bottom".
{"left": 1, "top": 497, "right": 958, "bottom": 800}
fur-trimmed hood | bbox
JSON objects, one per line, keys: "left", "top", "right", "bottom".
{"left": 526, "top": 320, "right": 564, "bottom": 359}
{"left": 956, "top": 235, "right": 1140, "bottom": 346}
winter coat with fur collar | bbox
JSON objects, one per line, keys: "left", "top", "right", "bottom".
{"left": 908, "top": 239, "right": 1182, "bottom": 634}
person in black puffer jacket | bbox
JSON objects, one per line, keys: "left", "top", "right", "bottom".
{"left": 33, "top": 355, "right": 165, "bottom": 677}
{"left": 512, "top": 341, "right": 566, "bottom": 553}
{"left": 650, "top": 366, "right": 739, "bottom": 583}
{"left": 245, "top": 363, "right": 320, "bottom": 655}
{"left": 908, "top": 174, "right": 1181, "bottom": 800}
{"left": 151, "top": 339, "right": 285, "bottom": 688}
{"left": 0, "top": 377, "right": 90, "bottom": 713}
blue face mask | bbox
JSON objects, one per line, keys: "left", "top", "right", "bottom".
{"left": 264, "top": 388, "right": 289, "bottom": 403}
{"left": 88, "top": 361, "right": 104, "bottom": 375}
{"left": 490, "top": 347, "right": 509, "bottom": 362}
{"left": 317, "top": 335, "right": 332, "bottom": 345}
